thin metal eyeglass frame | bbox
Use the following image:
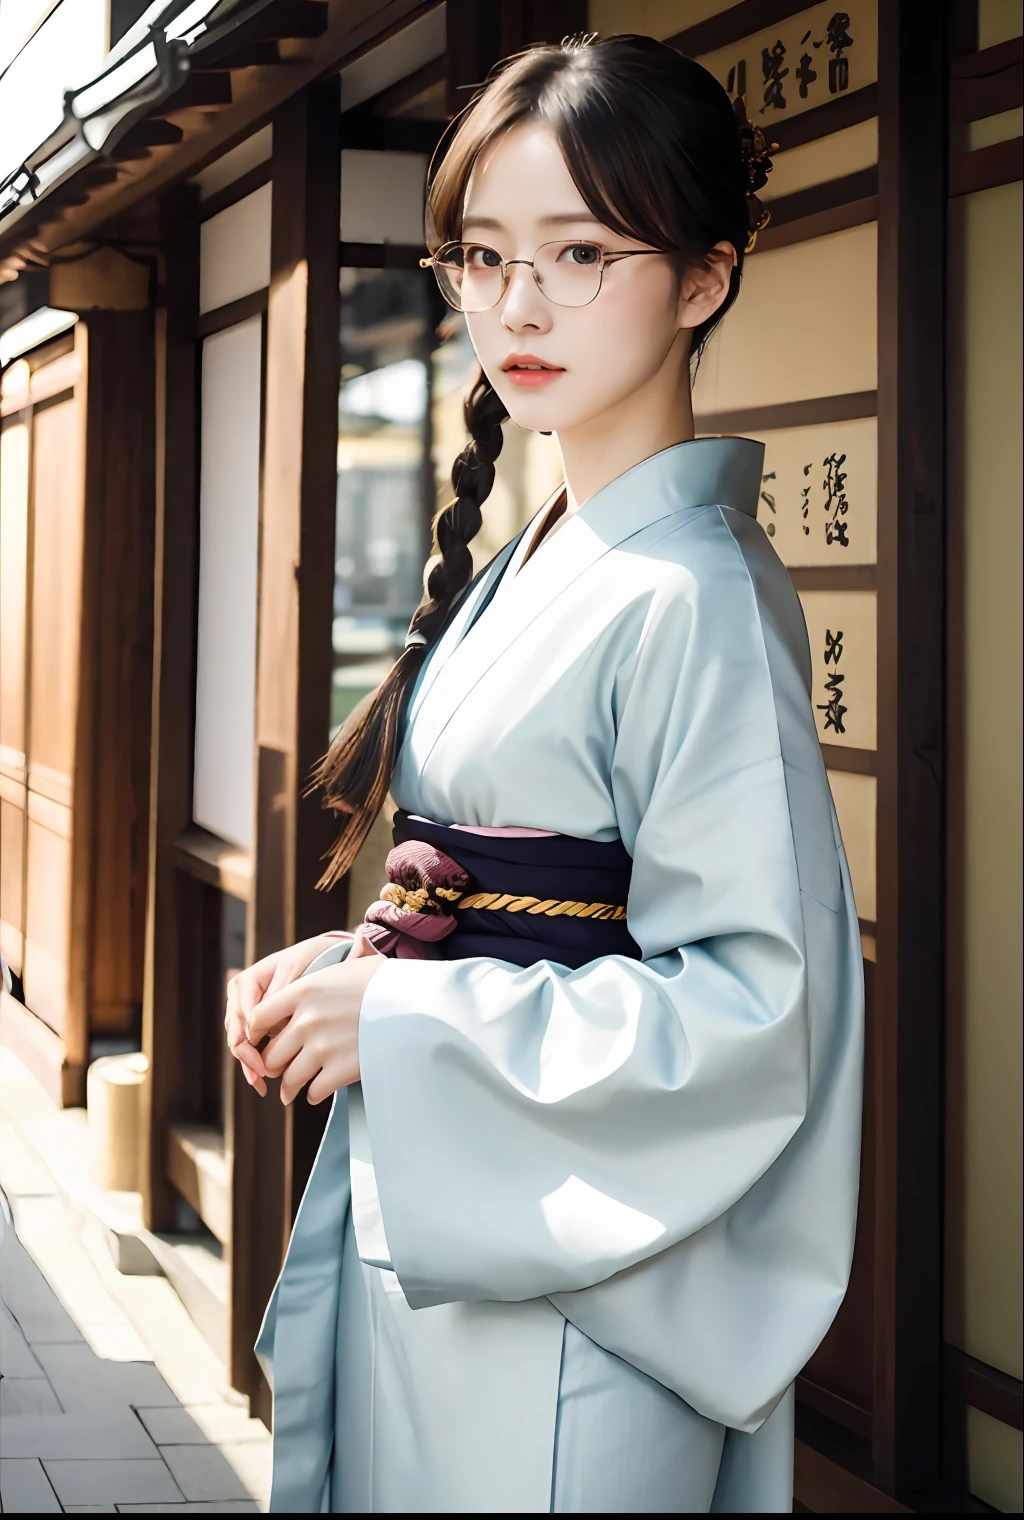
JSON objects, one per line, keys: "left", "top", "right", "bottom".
{"left": 418, "top": 241, "right": 667, "bottom": 313}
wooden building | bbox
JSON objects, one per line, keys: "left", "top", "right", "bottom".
{"left": 0, "top": 0, "right": 1020, "bottom": 1509}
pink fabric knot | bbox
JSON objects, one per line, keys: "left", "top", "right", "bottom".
{"left": 350, "top": 840, "right": 470, "bottom": 961}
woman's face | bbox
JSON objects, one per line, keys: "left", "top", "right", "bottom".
{"left": 458, "top": 122, "right": 732, "bottom": 436}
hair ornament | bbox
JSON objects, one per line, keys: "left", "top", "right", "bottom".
{"left": 562, "top": 31, "right": 599, "bottom": 50}
{"left": 732, "top": 98, "right": 777, "bottom": 252}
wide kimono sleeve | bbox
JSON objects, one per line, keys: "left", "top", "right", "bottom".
{"left": 355, "top": 517, "right": 849, "bottom": 1351}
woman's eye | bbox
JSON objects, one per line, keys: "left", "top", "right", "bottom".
{"left": 466, "top": 246, "right": 502, "bottom": 269}
{"left": 560, "top": 243, "right": 602, "bottom": 266}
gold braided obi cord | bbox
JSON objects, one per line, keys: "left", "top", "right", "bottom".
{"left": 372, "top": 812, "right": 640, "bottom": 970}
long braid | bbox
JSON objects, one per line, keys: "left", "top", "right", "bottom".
{"left": 313, "top": 370, "right": 507, "bottom": 888}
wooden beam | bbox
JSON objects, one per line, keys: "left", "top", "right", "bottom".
{"left": 195, "top": 287, "right": 269, "bottom": 338}
{"left": 795, "top": 1440, "right": 911, "bottom": 1512}
{"left": 695, "top": 390, "right": 878, "bottom": 435}
{"left": 141, "top": 185, "right": 202, "bottom": 1234}
{"left": 874, "top": 0, "right": 948, "bottom": 1496}
{"left": 949, "top": 136, "right": 1024, "bottom": 196}
{"left": 668, "top": 0, "right": 811, "bottom": 58}
{"left": 230, "top": 76, "right": 341, "bottom": 1419}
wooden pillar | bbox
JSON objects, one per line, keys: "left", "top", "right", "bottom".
{"left": 230, "top": 78, "right": 341, "bottom": 1415}
{"left": 141, "top": 186, "right": 201, "bottom": 1232}
{"left": 874, "top": 0, "right": 949, "bottom": 1497}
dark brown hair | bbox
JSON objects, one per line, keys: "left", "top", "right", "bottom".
{"left": 313, "top": 34, "right": 748, "bottom": 886}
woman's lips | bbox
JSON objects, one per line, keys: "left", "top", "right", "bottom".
{"left": 502, "top": 355, "right": 565, "bottom": 388}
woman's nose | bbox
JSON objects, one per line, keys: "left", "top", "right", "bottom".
{"left": 500, "top": 263, "right": 552, "bottom": 333}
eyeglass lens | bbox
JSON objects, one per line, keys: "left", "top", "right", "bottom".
{"left": 434, "top": 242, "right": 605, "bottom": 312}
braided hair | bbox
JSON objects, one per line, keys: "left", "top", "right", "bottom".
{"left": 314, "top": 371, "right": 507, "bottom": 886}
{"left": 315, "top": 33, "right": 749, "bottom": 886}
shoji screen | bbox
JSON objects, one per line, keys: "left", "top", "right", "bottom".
{"left": 193, "top": 316, "right": 263, "bottom": 851}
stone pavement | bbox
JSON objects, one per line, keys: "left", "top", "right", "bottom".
{"left": 0, "top": 1050, "right": 271, "bottom": 1513}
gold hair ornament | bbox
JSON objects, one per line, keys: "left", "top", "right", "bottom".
{"left": 733, "top": 98, "right": 777, "bottom": 253}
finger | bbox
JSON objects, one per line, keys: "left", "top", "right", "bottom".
{"left": 279, "top": 1047, "right": 324, "bottom": 1107}
{"left": 246, "top": 984, "right": 301, "bottom": 1043}
{"left": 307, "top": 1066, "right": 346, "bottom": 1106}
{"left": 224, "top": 978, "right": 240, "bottom": 1032}
{"left": 261, "top": 1018, "right": 305, "bottom": 1078}
{"left": 227, "top": 1018, "right": 267, "bottom": 1078}
{"left": 236, "top": 959, "right": 276, "bottom": 1019}
{"left": 265, "top": 954, "right": 303, "bottom": 999}
{"left": 242, "top": 1064, "right": 268, "bottom": 1097}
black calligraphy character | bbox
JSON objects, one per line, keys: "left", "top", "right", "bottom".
{"left": 800, "top": 462, "right": 813, "bottom": 536}
{"left": 823, "top": 451, "right": 850, "bottom": 547}
{"left": 824, "top": 11, "right": 853, "bottom": 94}
{"left": 760, "top": 39, "right": 788, "bottom": 114}
{"left": 817, "top": 628, "right": 847, "bottom": 735}
{"left": 760, "top": 470, "right": 777, "bottom": 537}
{"left": 796, "top": 31, "right": 817, "bottom": 97}
{"left": 726, "top": 59, "right": 747, "bottom": 102}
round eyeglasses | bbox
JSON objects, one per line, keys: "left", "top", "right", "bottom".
{"left": 419, "top": 240, "right": 665, "bottom": 314}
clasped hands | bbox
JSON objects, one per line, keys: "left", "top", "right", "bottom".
{"left": 224, "top": 935, "right": 384, "bottom": 1106}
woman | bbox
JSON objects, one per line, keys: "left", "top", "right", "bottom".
{"left": 226, "top": 34, "right": 863, "bottom": 1514}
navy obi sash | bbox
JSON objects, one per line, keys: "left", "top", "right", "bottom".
{"left": 392, "top": 810, "right": 641, "bottom": 970}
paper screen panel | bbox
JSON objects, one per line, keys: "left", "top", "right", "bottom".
{"left": 193, "top": 318, "right": 262, "bottom": 851}
{"left": 697, "top": 0, "right": 877, "bottom": 123}
{"left": 693, "top": 222, "right": 877, "bottom": 414}
{"left": 340, "top": 150, "right": 427, "bottom": 244}
{"left": 0, "top": 418, "right": 29, "bottom": 767}
{"left": 199, "top": 184, "right": 272, "bottom": 315}
{"left": 28, "top": 395, "right": 83, "bottom": 787}
{"left": 23, "top": 802, "right": 72, "bottom": 1035}
{"left": 762, "top": 117, "right": 878, "bottom": 201}
{"left": 754, "top": 416, "right": 876, "bottom": 566}
{"left": 799, "top": 590, "right": 877, "bottom": 750}
{"left": 827, "top": 770, "right": 876, "bottom": 922}
{"left": 0, "top": 796, "right": 24, "bottom": 972}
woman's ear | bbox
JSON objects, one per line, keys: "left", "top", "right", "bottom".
{"left": 677, "top": 240, "right": 738, "bottom": 332}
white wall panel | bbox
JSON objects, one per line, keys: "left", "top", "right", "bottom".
{"left": 194, "top": 317, "right": 262, "bottom": 851}
{"left": 199, "top": 183, "right": 272, "bottom": 315}
{"left": 693, "top": 221, "right": 877, "bottom": 414}
{"left": 341, "top": 150, "right": 427, "bottom": 244}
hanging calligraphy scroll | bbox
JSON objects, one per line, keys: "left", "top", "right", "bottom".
{"left": 697, "top": 0, "right": 878, "bottom": 122}
{"left": 799, "top": 591, "right": 877, "bottom": 749}
{"left": 756, "top": 416, "right": 877, "bottom": 564}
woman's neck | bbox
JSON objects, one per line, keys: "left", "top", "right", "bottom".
{"left": 556, "top": 343, "right": 696, "bottom": 513}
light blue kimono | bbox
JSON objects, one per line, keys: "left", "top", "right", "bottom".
{"left": 256, "top": 437, "right": 864, "bottom": 1512}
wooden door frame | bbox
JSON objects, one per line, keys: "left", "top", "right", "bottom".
{"left": 874, "top": 0, "right": 949, "bottom": 1499}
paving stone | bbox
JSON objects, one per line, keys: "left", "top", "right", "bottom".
{"left": 1, "top": 1299, "right": 44, "bottom": 1377}
{"left": 32, "top": 1341, "right": 179, "bottom": 1411}
{"left": 216, "top": 1441, "right": 271, "bottom": 1506}
{"left": 42, "top": 1457, "right": 184, "bottom": 1506}
{"left": 84, "top": 1318, "right": 153, "bottom": 1361}
{"left": 61, "top": 1509, "right": 118, "bottom": 1514}
{"left": 13, "top": 1196, "right": 134, "bottom": 1332}
{"left": 118, "top": 1504, "right": 260, "bottom": 1513}
{"left": 0, "top": 1374, "right": 63, "bottom": 1413}
{"left": 0, "top": 1456, "right": 62, "bottom": 1512}
{"left": 137, "top": 1403, "right": 269, "bottom": 1446}
{"left": 158, "top": 1443, "right": 255, "bottom": 1502}
{"left": 0, "top": 1411, "right": 159, "bottom": 1459}
{"left": 0, "top": 1233, "right": 85, "bottom": 1344}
